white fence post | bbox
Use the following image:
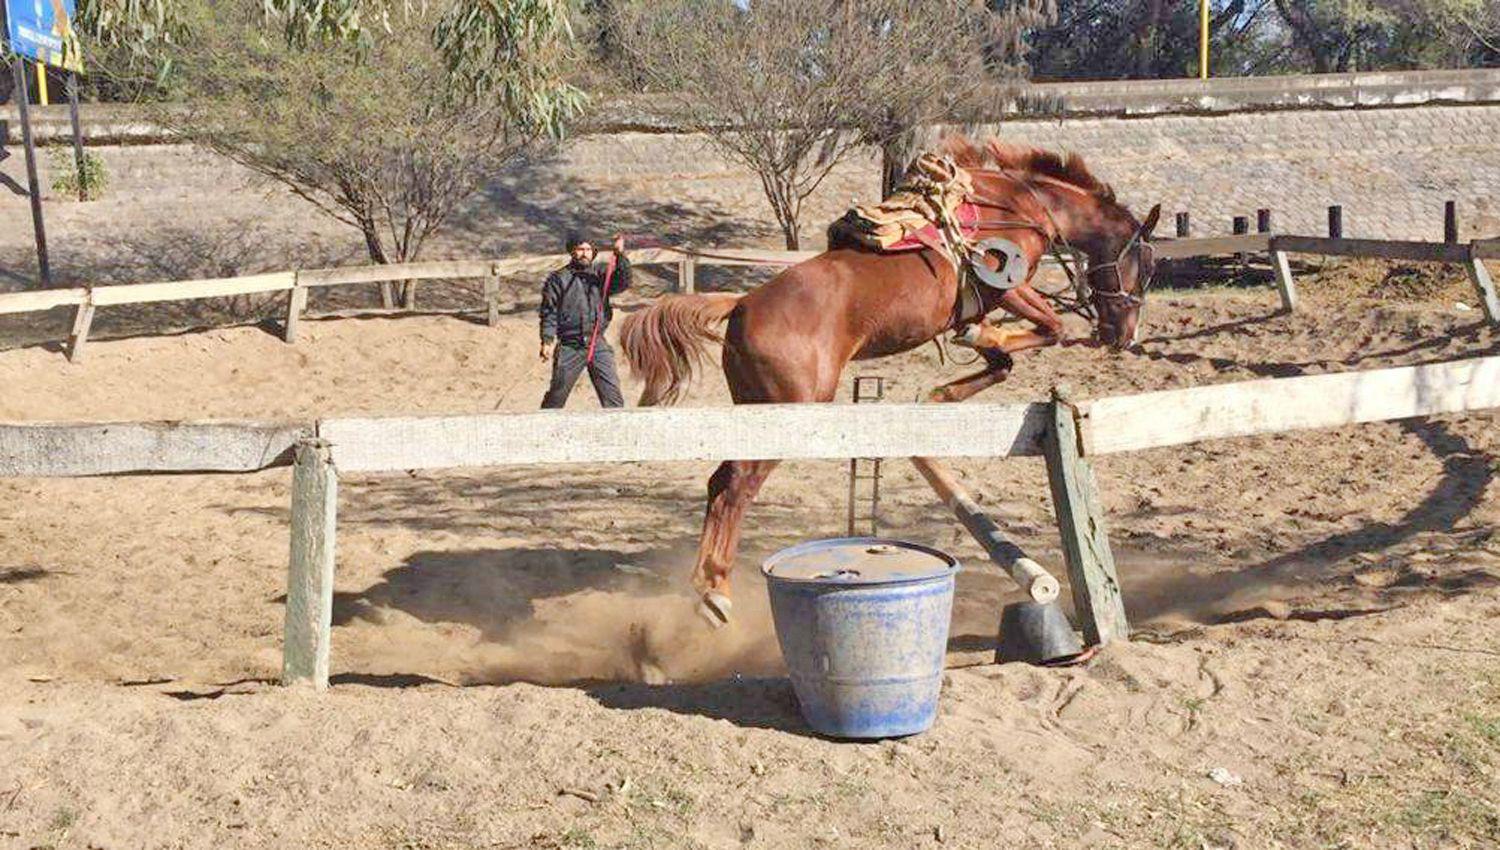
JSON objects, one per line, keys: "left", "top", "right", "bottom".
{"left": 1465, "top": 254, "right": 1499, "bottom": 326}
{"left": 66, "top": 293, "right": 95, "bottom": 362}
{"left": 283, "top": 273, "right": 308, "bottom": 343}
{"left": 283, "top": 438, "right": 337, "bottom": 689}
{"left": 1272, "top": 249, "right": 1298, "bottom": 313}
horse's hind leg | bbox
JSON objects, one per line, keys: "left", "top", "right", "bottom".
{"left": 693, "top": 459, "right": 780, "bottom": 627}
{"left": 691, "top": 309, "right": 837, "bottom": 627}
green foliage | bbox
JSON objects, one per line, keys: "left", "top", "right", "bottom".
{"left": 74, "top": 0, "right": 584, "bottom": 114}
{"left": 1020, "top": 0, "right": 1497, "bottom": 81}
{"left": 433, "top": 0, "right": 585, "bottom": 138}
{"left": 1267, "top": 0, "right": 1498, "bottom": 72}
{"left": 1026, "top": 1, "right": 1293, "bottom": 80}
{"left": 49, "top": 148, "right": 110, "bottom": 201}
{"left": 150, "top": 0, "right": 581, "bottom": 269}
{"left": 73, "top": 0, "right": 195, "bottom": 97}
{"left": 57, "top": 0, "right": 583, "bottom": 301}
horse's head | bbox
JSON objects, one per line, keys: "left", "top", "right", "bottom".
{"left": 941, "top": 136, "right": 1164, "bottom": 350}
{"left": 1088, "top": 203, "right": 1161, "bottom": 350}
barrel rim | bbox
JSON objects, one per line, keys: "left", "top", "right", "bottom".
{"left": 761, "top": 536, "right": 960, "bottom": 585}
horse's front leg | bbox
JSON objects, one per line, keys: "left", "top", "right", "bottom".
{"left": 989, "top": 284, "right": 1066, "bottom": 353}
{"left": 928, "top": 342, "right": 1013, "bottom": 403}
{"left": 927, "top": 284, "right": 1068, "bottom": 403}
{"left": 692, "top": 458, "right": 780, "bottom": 627}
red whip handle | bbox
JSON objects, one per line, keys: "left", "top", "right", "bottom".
{"left": 586, "top": 252, "right": 619, "bottom": 365}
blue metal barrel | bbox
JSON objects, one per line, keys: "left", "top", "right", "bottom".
{"left": 763, "top": 537, "right": 959, "bottom": 739}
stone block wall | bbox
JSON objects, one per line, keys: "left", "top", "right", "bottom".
{"left": 2, "top": 94, "right": 1498, "bottom": 290}
{"left": 985, "top": 103, "right": 1500, "bottom": 241}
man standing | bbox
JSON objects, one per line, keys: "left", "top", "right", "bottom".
{"left": 539, "top": 232, "right": 632, "bottom": 409}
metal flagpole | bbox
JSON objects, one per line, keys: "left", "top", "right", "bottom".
{"left": 3, "top": 0, "right": 54, "bottom": 286}
{"left": 66, "top": 71, "right": 84, "bottom": 200}
{"left": 1199, "top": 0, "right": 1210, "bottom": 80}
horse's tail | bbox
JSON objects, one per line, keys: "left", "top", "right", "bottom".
{"left": 619, "top": 293, "right": 742, "bottom": 406}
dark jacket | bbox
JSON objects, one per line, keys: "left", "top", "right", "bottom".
{"left": 539, "top": 255, "right": 633, "bottom": 345}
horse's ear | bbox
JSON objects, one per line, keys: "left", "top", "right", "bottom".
{"left": 1140, "top": 204, "right": 1162, "bottom": 239}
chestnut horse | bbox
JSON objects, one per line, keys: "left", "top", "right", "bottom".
{"left": 619, "top": 137, "right": 1161, "bottom": 626}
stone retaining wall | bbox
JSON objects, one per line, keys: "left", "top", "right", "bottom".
{"left": 2, "top": 71, "right": 1498, "bottom": 288}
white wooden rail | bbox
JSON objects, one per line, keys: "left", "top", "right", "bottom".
{"left": 318, "top": 403, "right": 1049, "bottom": 472}
{"left": 2, "top": 356, "right": 1495, "bottom": 477}
{"left": 0, "top": 421, "right": 308, "bottom": 477}
{"left": 1084, "top": 356, "right": 1500, "bottom": 455}
{"left": 5, "top": 234, "right": 1494, "bottom": 364}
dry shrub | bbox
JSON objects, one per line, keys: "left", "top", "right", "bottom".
{"left": 1304, "top": 258, "right": 1477, "bottom": 306}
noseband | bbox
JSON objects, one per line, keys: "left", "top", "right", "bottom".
{"left": 1084, "top": 228, "right": 1155, "bottom": 310}
{"left": 965, "top": 168, "right": 1153, "bottom": 317}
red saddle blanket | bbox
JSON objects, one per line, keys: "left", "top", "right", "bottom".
{"left": 881, "top": 202, "right": 986, "bottom": 252}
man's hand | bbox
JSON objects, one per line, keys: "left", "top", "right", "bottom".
{"left": 540, "top": 340, "right": 555, "bottom": 361}
{"left": 612, "top": 233, "right": 626, "bottom": 255}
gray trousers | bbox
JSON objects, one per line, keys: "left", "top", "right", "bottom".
{"left": 542, "top": 341, "right": 625, "bottom": 409}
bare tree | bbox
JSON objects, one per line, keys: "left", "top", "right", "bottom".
{"left": 611, "top": 0, "right": 864, "bottom": 249}
{"left": 856, "top": 0, "right": 1055, "bottom": 196}
{"left": 613, "top": 0, "right": 1049, "bottom": 249}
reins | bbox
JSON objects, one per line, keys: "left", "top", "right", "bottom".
{"left": 964, "top": 169, "right": 1156, "bottom": 320}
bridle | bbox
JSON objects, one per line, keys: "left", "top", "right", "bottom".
{"left": 1086, "top": 226, "right": 1156, "bottom": 311}
{"left": 961, "top": 167, "right": 1156, "bottom": 321}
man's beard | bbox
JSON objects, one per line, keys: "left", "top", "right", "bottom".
{"left": 569, "top": 254, "right": 593, "bottom": 268}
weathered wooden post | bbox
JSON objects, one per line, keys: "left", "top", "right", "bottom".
{"left": 1232, "top": 216, "right": 1250, "bottom": 271}
{"left": 677, "top": 257, "right": 697, "bottom": 294}
{"left": 283, "top": 439, "right": 338, "bottom": 689}
{"left": 1444, "top": 201, "right": 1458, "bottom": 244}
{"left": 1042, "top": 386, "right": 1128, "bottom": 646}
{"left": 484, "top": 262, "right": 502, "bottom": 327}
{"left": 1465, "top": 245, "right": 1499, "bottom": 326}
{"left": 1175, "top": 212, "right": 1190, "bottom": 238}
{"left": 1271, "top": 240, "right": 1298, "bottom": 313}
{"left": 1327, "top": 205, "right": 1343, "bottom": 239}
{"left": 1256, "top": 208, "right": 1273, "bottom": 233}
{"left": 283, "top": 272, "right": 308, "bottom": 344}
{"left": 66, "top": 293, "right": 96, "bottom": 362}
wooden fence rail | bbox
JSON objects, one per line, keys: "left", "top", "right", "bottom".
{"left": 0, "top": 421, "right": 308, "bottom": 477}
{"left": 2, "top": 234, "right": 1495, "bottom": 363}
{"left": 3, "top": 355, "right": 1496, "bottom": 477}
{"left": 1272, "top": 235, "right": 1474, "bottom": 264}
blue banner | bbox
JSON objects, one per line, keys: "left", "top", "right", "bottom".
{"left": 4, "top": 0, "right": 83, "bottom": 71}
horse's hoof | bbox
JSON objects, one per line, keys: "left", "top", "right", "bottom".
{"left": 697, "top": 592, "right": 733, "bottom": 629}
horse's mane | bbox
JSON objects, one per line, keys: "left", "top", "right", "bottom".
{"left": 940, "top": 134, "right": 1117, "bottom": 205}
